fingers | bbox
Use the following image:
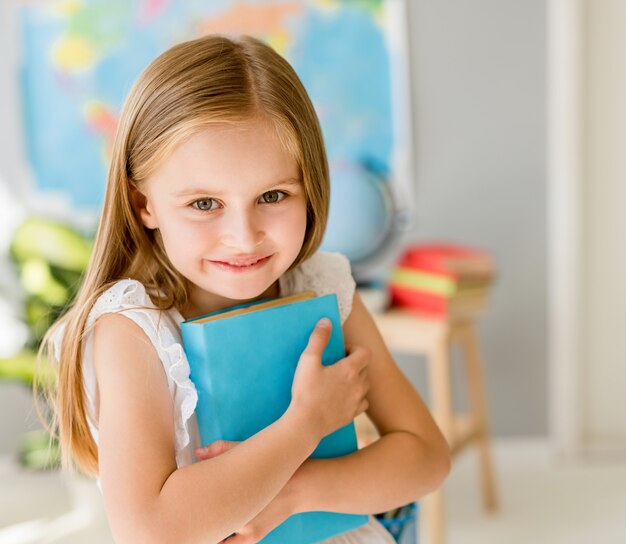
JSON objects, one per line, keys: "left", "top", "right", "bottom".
{"left": 343, "top": 345, "right": 371, "bottom": 373}
{"left": 195, "top": 440, "right": 239, "bottom": 460}
{"left": 344, "top": 346, "right": 370, "bottom": 399}
{"left": 359, "top": 366, "right": 369, "bottom": 386}
{"left": 301, "top": 318, "right": 332, "bottom": 361}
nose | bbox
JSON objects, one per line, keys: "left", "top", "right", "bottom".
{"left": 221, "top": 208, "right": 265, "bottom": 251}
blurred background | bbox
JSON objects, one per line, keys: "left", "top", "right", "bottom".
{"left": 1, "top": 0, "right": 625, "bottom": 543}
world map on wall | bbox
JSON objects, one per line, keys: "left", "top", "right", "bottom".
{"left": 20, "top": 0, "right": 393, "bottom": 212}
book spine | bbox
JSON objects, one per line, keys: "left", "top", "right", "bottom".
{"left": 181, "top": 324, "right": 223, "bottom": 445}
{"left": 399, "top": 246, "right": 494, "bottom": 280}
{"left": 390, "top": 267, "right": 491, "bottom": 296}
{"left": 389, "top": 285, "right": 488, "bottom": 318}
{"left": 390, "top": 287, "right": 447, "bottom": 317}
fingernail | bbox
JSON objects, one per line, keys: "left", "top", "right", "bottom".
{"left": 318, "top": 318, "right": 331, "bottom": 329}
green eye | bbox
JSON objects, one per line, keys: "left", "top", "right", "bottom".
{"left": 193, "top": 199, "right": 215, "bottom": 211}
{"left": 262, "top": 191, "right": 284, "bottom": 204}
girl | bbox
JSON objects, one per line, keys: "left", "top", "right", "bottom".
{"left": 41, "top": 35, "right": 450, "bottom": 543}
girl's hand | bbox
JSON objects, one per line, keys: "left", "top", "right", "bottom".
{"left": 289, "top": 318, "right": 371, "bottom": 442}
{"left": 194, "top": 439, "right": 240, "bottom": 461}
{"left": 195, "top": 441, "right": 299, "bottom": 544}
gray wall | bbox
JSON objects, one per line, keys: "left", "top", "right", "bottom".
{"left": 0, "top": 0, "right": 548, "bottom": 455}
{"left": 397, "top": 0, "right": 547, "bottom": 436}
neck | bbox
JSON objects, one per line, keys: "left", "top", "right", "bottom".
{"left": 180, "top": 280, "right": 280, "bottom": 320}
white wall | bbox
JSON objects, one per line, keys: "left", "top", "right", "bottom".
{"left": 549, "top": 0, "right": 626, "bottom": 457}
{"left": 581, "top": 0, "right": 626, "bottom": 452}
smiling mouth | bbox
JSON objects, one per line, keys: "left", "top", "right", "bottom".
{"left": 209, "top": 255, "right": 273, "bottom": 271}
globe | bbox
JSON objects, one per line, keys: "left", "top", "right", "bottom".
{"left": 321, "top": 160, "right": 407, "bottom": 282}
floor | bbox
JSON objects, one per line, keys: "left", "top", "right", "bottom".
{"left": 445, "top": 438, "right": 626, "bottom": 544}
{"left": 1, "top": 438, "right": 626, "bottom": 544}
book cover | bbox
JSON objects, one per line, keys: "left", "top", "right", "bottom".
{"left": 398, "top": 243, "right": 494, "bottom": 280}
{"left": 180, "top": 292, "right": 369, "bottom": 544}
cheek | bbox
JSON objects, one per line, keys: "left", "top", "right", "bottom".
{"left": 158, "top": 217, "right": 213, "bottom": 260}
{"left": 276, "top": 202, "right": 307, "bottom": 241}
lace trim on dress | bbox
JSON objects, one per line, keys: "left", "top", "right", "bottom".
{"left": 85, "top": 279, "right": 198, "bottom": 462}
{"left": 279, "top": 252, "right": 355, "bottom": 324}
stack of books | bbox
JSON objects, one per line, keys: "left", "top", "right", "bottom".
{"left": 388, "top": 243, "right": 495, "bottom": 319}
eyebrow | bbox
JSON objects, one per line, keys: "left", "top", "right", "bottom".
{"left": 171, "top": 178, "right": 301, "bottom": 198}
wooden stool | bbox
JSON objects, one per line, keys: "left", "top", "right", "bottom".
{"left": 356, "top": 307, "right": 498, "bottom": 544}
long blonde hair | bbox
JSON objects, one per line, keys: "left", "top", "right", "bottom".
{"left": 37, "top": 34, "right": 330, "bottom": 476}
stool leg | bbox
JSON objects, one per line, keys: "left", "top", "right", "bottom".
{"left": 458, "top": 322, "right": 498, "bottom": 512}
{"left": 423, "top": 335, "right": 454, "bottom": 544}
{"left": 420, "top": 488, "right": 445, "bottom": 544}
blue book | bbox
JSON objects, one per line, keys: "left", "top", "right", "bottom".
{"left": 180, "top": 291, "right": 369, "bottom": 544}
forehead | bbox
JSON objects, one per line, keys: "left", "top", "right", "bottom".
{"left": 148, "top": 119, "right": 301, "bottom": 193}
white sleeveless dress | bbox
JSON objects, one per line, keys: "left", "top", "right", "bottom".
{"left": 56, "top": 251, "right": 396, "bottom": 544}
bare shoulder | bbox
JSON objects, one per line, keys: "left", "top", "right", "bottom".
{"left": 92, "top": 312, "right": 177, "bottom": 531}
{"left": 93, "top": 312, "right": 171, "bottom": 410}
{"left": 342, "top": 292, "right": 448, "bottom": 450}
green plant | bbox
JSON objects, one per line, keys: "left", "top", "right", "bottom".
{"left": 0, "top": 217, "right": 93, "bottom": 470}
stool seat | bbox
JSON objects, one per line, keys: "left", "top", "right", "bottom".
{"left": 371, "top": 309, "right": 450, "bottom": 353}
{"left": 366, "top": 305, "right": 498, "bottom": 544}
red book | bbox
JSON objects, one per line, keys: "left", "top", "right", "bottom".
{"left": 390, "top": 285, "right": 488, "bottom": 319}
{"left": 398, "top": 243, "right": 494, "bottom": 281}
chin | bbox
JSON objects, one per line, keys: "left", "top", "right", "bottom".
{"left": 206, "top": 276, "right": 276, "bottom": 302}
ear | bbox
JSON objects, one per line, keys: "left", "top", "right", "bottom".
{"left": 130, "top": 187, "right": 159, "bottom": 230}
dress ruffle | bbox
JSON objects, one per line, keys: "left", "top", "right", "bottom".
{"left": 321, "top": 516, "right": 397, "bottom": 544}
{"left": 279, "top": 251, "right": 356, "bottom": 324}
{"left": 84, "top": 279, "right": 199, "bottom": 466}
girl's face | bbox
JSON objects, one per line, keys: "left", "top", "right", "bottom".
{"left": 136, "top": 119, "right": 308, "bottom": 317}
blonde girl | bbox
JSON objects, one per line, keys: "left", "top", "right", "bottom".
{"left": 40, "top": 35, "right": 450, "bottom": 543}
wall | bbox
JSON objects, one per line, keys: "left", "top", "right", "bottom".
{"left": 398, "top": 0, "right": 547, "bottom": 436}
{"left": 0, "top": 0, "right": 36, "bottom": 456}
{"left": 581, "top": 0, "right": 626, "bottom": 451}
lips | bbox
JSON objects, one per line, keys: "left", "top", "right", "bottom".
{"left": 214, "top": 255, "right": 270, "bottom": 267}
{"left": 209, "top": 254, "right": 274, "bottom": 271}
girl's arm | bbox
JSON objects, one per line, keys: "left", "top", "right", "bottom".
{"left": 289, "top": 292, "right": 451, "bottom": 514}
{"left": 93, "top": 313, "right": 321, "bottom": 544}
